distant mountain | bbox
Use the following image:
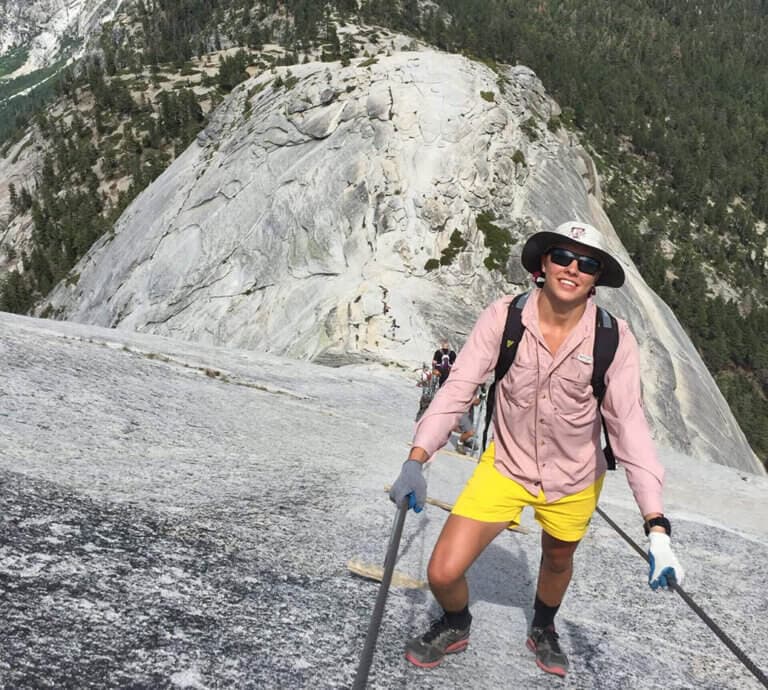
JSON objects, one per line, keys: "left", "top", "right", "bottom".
{"left": 0, "top": 0, "right": 127, "bottom": 151}
{"left": 0, "top": 0, "right": 124, "bottom": 79}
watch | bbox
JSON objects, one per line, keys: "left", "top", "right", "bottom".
{"left": 643, "top": 516, "right": 671, "bottom": 536}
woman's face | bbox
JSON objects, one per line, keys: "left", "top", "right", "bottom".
{"left": 541, "top": 242, "right": 601, "bottom": 304}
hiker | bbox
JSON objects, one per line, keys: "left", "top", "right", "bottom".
{"left": 454, "top": 386, "right": 484, "bottom": 454}
{"left": 432, "top": 340, "right": 457, "bottom": 387}
{"left": 389, "top": 220, "right": 685, "bottom": 676}
{"left": 415, "top": 363, "right": 440, "bottom": 421}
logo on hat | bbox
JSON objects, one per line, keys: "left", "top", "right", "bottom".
{"left": 569, "top": 226, "right": 586, "bottom": 239}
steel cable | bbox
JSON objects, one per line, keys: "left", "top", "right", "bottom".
{"left": 596, "top": 506, "right": 768, "bottom": 688}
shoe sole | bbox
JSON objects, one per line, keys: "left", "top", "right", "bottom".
{"left": 405, "top": 638, "right": 469, "bottom": 669}
{"left": 526, "top": 638, "right": 567, "bottom": 677}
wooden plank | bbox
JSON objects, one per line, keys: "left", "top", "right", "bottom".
{"left": 346, "top": 558, "right": 428, "bottom": 589}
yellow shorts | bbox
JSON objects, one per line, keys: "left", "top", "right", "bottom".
{"left": 451, "top": 442, "right": 604, "bottom": 542}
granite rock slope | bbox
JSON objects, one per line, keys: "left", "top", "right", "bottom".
{"left": 1, "top": 312, "right": 767, "bottom": 688}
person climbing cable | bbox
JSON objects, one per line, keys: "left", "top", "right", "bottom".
{"left": 432, "top": 340, "right": 457, "bottom": 387}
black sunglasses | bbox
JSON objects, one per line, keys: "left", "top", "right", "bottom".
{"left": 546, "top": 247, "right": 601, "bottom": 275}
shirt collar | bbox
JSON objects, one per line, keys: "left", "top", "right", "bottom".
{"left": 522, "top": 290, "right": 596, "bottom": 347}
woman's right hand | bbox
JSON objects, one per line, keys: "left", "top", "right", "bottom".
{"left": 388, "top": 459, "right": 427, "bottom": 512}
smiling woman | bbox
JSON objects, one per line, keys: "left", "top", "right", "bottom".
{"left": 391, "top": 219, "right": 684, "bottom": 678}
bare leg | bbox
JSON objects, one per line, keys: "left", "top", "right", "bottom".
{"left": 428, "top": 514, "right": 508, "bottom": 611}
{"left": 536, "top": 531, "right": 580, "bottom": 606}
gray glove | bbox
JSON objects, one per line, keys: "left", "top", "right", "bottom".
{"left": 389, "top": 460, "right": 427, "bottom": 512}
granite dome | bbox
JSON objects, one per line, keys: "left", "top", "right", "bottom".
{"left": 42, "top": 49, "right": 763, "bottom": 475}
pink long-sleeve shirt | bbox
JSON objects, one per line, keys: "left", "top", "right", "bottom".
{"left": 413, "top": 292, "right": 665, "bottom": 516}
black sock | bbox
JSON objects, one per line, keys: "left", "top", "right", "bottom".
{"left": 444, "top": 604, "right": 472, "bottom": 630}
{"left": 532, "top": 595, "right": 560, "bottom": 630}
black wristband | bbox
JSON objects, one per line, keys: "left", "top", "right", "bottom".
{"left": 644, "top": 516, "right": 671, "bottom": 536}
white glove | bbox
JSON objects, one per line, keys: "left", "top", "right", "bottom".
{"left": 648, "top": 532, "right": 685, "bottom": 590}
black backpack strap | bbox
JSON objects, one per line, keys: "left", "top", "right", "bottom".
{"left": 592, "top": 306, "right": 619, "bottom": 468}
{"left": 482, "top": 292, "right": 530, "bottom": 449}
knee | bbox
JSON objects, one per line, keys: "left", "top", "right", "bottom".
{"left": 541, "top": 550, "right": 574, "bottom": 575}
{"left": 427, "top": 557, "right": 463, "bottom": 590}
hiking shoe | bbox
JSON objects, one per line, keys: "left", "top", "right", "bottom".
{"left": 405, "top": 615, "right": 471, "bottom": 668}
{"left": 527, "top": 625, "right": 569, "bottom": 677}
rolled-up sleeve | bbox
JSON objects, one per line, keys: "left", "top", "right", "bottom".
{"left": 412, "top": 297, "right": 510, "bottom": 458}
{"left": 601, "top": 324, "right": 665, "bottom": 516}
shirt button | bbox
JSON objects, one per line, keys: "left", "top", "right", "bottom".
{"left": 539, "top": 419, "right": 545, "bottom": 424}
{"left": 534, "top": 481, "right": 540, "bottom": 486}
{"left": 542, "top": 394, "right": 547, "bottom": 399}
{"left": 540, "top": 440, "right": 546, "bottom": 445}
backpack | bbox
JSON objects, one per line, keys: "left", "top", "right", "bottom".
{"left": 482, "top": 292, "right": 620, "bottom": 469}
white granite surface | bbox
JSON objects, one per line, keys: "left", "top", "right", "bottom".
{"left": 1, "top": 312, "right": 767, "bottom": 688}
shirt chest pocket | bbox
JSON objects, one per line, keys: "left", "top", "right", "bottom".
{"left": 550, "top": 356, "right": 594, "bottom": 411}
{"left": 500, "top": 360, "right": 539, "bottom": 408}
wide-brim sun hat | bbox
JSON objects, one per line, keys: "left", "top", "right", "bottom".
{"left": 521, "top": 220, "right": 625, "bottom": 288}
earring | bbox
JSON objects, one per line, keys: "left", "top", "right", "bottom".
{"left": 532, "top": 271, "right": 546, "bottom": 287}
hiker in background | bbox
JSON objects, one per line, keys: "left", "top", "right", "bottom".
{"left": 454, "top": 386, "right": 484, "bottom": 454}
{"left": 415, "top": 363, "right": 440, "bottom": 421}
{"left": 389, "top": 220, "right": 684, "bottom": 677}
{"left": 432, "top": 340, "right": 457, "bottom": 387}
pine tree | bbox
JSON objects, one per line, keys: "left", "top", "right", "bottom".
{"left": 8, "top": 183, "right": 18, "bottom": 215}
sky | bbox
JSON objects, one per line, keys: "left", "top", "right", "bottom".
{"left": 1, "top": 311, "right": 767, "bottom": 689}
